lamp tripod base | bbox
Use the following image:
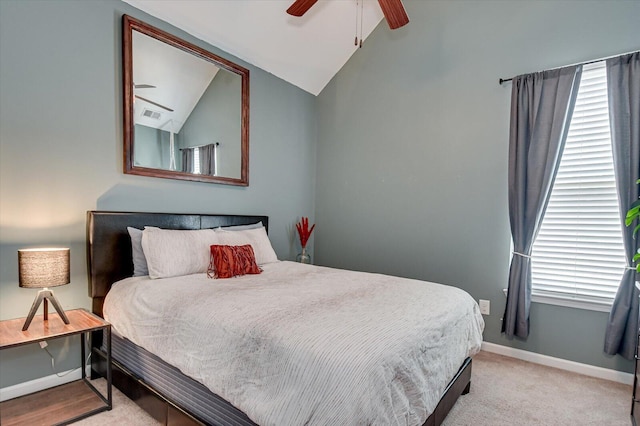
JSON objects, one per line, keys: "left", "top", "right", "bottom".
{"left": 22, "top": 289, "right": 70, "bottom": 331}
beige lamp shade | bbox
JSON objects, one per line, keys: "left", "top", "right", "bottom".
{"left": 18, "top": 248, "right": 70, "bottom": 289}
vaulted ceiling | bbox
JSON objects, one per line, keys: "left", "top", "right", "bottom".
{"left": 123, "top": 0, "right": 387, "bottom": 96}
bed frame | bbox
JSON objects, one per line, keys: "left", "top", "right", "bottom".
{"left": 86, "top": 210, "right": 472, "bottom": 426}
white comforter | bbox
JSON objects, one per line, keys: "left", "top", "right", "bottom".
{"left": 104, "top": 261, "right": 484, "bottom": 426}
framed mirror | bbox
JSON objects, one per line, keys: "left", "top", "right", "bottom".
{"left": 123, "top": 15, "right": 249, "bottom": 186}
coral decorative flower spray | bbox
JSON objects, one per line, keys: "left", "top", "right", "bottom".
{"left": 296, "top": 217, "right": 315, "bottom": 248}
{"left": 295, "top": 217, "right": 315, "bottom": 264}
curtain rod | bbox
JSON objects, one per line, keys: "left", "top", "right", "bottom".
{"left": 179, "top": 142, "right": 219, "bottom": 151}
{"left": 498, "top": 50, "right": 639, "bottom": 85}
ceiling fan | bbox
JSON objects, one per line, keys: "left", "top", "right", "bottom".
{"left": 133, "top": 83, "right": 174, "bottom": 112}
{"left": 287, "top": 0, "right": 409, "bottom": 30}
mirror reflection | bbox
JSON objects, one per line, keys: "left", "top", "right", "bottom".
{"left": 124, "top": 15, "right": 249, "bottom": 186}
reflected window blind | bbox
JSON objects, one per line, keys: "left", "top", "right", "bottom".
{"left": 193, "top": 148, "right": 201, "bottom": 174}
{"left": 531, "top": 61, "right": 626, "bottom": 304}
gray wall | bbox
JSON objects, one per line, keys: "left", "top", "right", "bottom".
{"left": 316, "top": 0, "right": 639, "bottom": 373}
{"left": 134, "top": 124, "right": 177, "bottom": 170}
{"left": 181, "top": 70, "right": 242, "bottom": 178}
{"left": 0, "top": 0, "right": 316, "bottom": 387}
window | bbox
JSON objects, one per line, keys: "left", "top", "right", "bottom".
{"left": 193, "top": 147, "right": 201, "bottom": 174}
{"left": 530, "top": 61, "right": 627, "bottom": 311}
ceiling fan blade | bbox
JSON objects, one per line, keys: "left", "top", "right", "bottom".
{"left": 134, "top": 84, "right": 156, "bottom": 89}
{"left": 286, "top": 0, "right": 318, "bottom": 17}
{"left": 135, "top": 95, "right": 174, "bottom": 112}
{"left": 378, "top": 0, "right": 409, "bottom": 29}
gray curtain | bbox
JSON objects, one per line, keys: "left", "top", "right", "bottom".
{"left": 200, "top": 143, "right": 217, "bottom": 176}
{"left": 502, "top": 66, "right": 582, "bottom": 339}
{"left": 181, "top": 148, "right": 195, "bottom": 173}
{"left": 604, "top": 52, "right": 640, "bottom": 360}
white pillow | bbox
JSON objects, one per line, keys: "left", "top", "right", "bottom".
{"left": 141, "top": 228, "right": 219, "bottom": 279}
{"left": 214, "top": 226, "right": 278, "bottom": 265}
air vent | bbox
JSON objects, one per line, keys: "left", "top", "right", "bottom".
{"left": 142, "top": 108, "right": 161, "bottom": 120}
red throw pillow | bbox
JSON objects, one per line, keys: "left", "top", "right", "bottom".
{"left": 208, "top": 244, "right": 262, "bottom": 279}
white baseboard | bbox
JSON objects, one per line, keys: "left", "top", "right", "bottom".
{"left": 0, "top": 366, "right": 91, "bottom": 402}
{"left": 481, "top": 341, "right": 634, "bottom": 385}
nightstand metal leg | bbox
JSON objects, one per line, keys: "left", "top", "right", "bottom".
{"left": 82, "top": 332, "right": 86, "bottom": 380}
{"left": 106, "top": 326, "right": 112, "bottom": 409}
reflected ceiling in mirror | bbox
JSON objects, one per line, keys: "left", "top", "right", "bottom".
{"left": 123, "top": 15, "right": 249, "bottom": 186}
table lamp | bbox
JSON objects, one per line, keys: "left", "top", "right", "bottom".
{"left": 18, "top": 248, "right": 71, "bottom": 331}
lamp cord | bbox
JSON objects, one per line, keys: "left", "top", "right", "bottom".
{"left": 354, "top": 0, "right": 364, "bottom": 48}
{"left": 355, "top": 0, "right": 359, "bottom": 46}
{"left": 42, "top": 340, "right": 92, "bottom": 378}
{"left": 359, "top": 0, "right": 364, "bottom": 48}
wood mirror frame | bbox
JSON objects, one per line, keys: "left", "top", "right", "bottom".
{"left": 123, "top": 15, "right": 250, "bottom": 186}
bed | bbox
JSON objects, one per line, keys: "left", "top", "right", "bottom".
{"left": 87, "top": 211, "right": 484, "bottom": 426}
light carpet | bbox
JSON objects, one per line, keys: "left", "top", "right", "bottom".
{"left": 442, "top": 351, "right": 631, "bottom": 426}
{"left": 76, "top": 350, "right": 632, "bottom": 425}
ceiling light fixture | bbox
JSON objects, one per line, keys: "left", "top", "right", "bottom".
{"left": 287, "top": 0, "right": 409, "bottom": 43}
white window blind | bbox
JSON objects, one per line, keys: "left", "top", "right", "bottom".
{"left": 531, "top": 61, "right": 626, "bottom": 306}
{"left": 193, "top": 148, "right": 201, "bottom": 174}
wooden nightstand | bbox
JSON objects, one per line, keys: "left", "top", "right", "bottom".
{"left": 0, "top": 308, "right": 112, "bottom": 425}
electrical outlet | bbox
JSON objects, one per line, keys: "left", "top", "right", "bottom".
{"left": 479, "top": 299, "right": 490, "bottom": 315}
{"left": 39, "top": 341, "right": 48, "bottom": 349}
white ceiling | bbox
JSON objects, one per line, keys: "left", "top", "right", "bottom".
{"left": 123, "top": 0, "right": 385, "bottom": 96}
{"left": 134, "top": 30, "right": 221, "bottom": 133}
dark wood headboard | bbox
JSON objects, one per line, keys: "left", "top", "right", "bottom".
{"left": 86, "top": 211, "right": 269, "bottom": 317}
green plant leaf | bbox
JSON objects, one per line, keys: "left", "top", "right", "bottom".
{"left": 626, "top": 204, "right": 640, "bottom": 226}
{"left": 627, "top": 181, "right": 640, "bottom": 272}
